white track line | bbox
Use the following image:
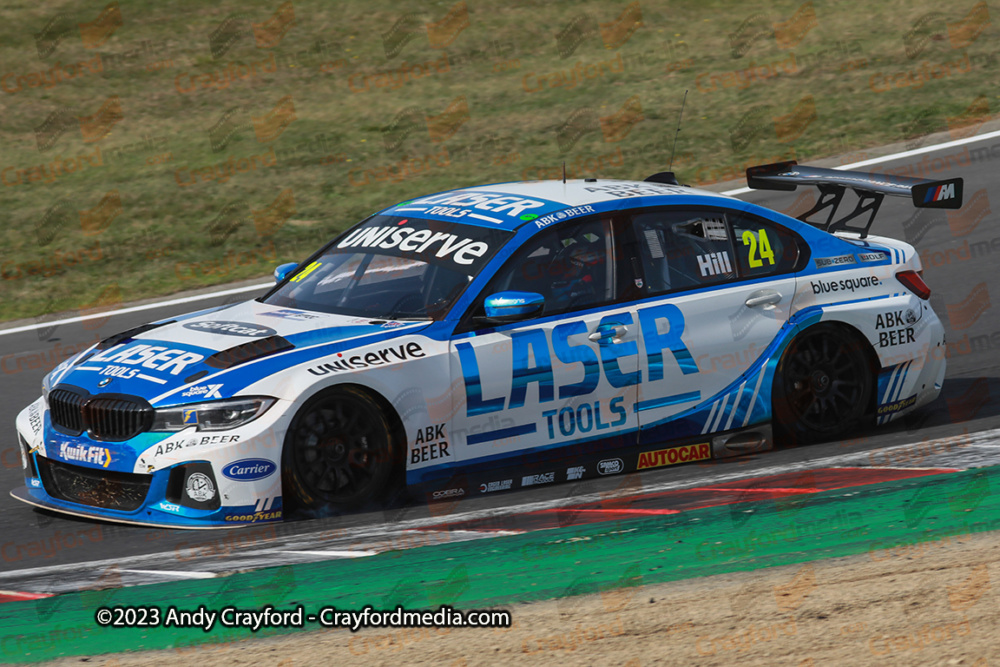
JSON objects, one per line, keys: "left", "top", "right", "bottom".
{"left": 279, "top": 550, "right": 378, "bottom": 558}
{"left": 0, "top": 282, "right": 271, "bottom": 338}
{"left": 5, "top": 130, "right": 1000, "bottom": 339}
{"left": 120, "top": 569, "right": 218, "bottom": 579}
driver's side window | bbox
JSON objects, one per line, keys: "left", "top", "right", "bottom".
{"left": 481, "top": 217, "right": 612, "bottom": 318}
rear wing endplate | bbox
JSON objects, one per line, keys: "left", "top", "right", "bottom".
{"left": 746, "top": 160, "right": 963, "bottom": 238}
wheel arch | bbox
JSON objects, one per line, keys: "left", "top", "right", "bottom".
{"left": 771, "top": 319, "right": 881, "bottom": 443}
{"left": 279, "top": 381, "right": 408, "bottom": 514}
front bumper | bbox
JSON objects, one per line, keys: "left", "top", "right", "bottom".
{"left": 12, "top": 397, "right": 288, "bottom": 529}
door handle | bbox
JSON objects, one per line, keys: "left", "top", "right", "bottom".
{"left": 745, "top": 291, "right": 782, "bottom": 308}
{"left": 589, "top": 323, "right": 627, "bottom": 344}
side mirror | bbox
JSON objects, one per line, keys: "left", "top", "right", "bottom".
{"left": 476, "top": 291, "right": 545, "bottom": 325}
{"left": 274, "top": 262, "right": 298, "bottom": 283}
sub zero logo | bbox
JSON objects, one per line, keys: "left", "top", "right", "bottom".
{"left": 522, "top": 472, "right": 555, "bottom": 486}
{"left": 814, "top": 254, "right": 856, "bottom": 268}
{"left": 697, "top": 251, "right": 732, "bottom": 277}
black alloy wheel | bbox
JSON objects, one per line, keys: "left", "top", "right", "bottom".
{"left": 282, "top": 386, "right": 397, "bottom": 513}
{"left": 772, "top": 324, "right": 874, "bottom": 444}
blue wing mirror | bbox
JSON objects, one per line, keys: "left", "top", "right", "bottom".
{"left": 274, "top": 262, "right": 298, "bottom": 283}
{"left": 477, "top": 291, "right": 545, "bottom": 325}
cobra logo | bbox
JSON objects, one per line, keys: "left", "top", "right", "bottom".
{"left": 222, "top": 458, "right": 277, "bottom": 481}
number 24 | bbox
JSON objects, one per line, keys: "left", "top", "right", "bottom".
{"left": 742, "top": 229, "right": 775, "bottom": 268}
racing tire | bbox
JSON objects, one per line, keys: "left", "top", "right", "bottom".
{"left": 772, "top": 324, "right": 875, "bottom": 445}
{"left": 282, "top": 386, "right": 398, "bottom": 516}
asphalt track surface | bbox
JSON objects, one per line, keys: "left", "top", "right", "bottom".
{"left": 2, "top": 133, "right": 999, "bottom": 597}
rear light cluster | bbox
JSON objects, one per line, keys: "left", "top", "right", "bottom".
{"left": 895, "top": 270, "right": 931, "bottom": 300}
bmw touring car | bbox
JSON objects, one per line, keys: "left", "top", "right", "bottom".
{"left": 11, "top": 161, "right": 963, "bottom": 527}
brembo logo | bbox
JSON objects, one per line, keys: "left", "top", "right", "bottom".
{"left": 222, "top": 458, "right": 276, "bottom": 481}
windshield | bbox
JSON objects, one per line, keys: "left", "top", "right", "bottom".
{"left": 263, "top": 215, "right": 513, "bottom": 319}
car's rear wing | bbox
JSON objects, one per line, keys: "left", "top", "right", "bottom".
{"left": 746, "top": 160, "right": 963, "bottom": 238}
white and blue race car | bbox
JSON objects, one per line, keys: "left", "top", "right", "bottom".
{"left": 11, "top": 162, "right": 963, "bottom": 527}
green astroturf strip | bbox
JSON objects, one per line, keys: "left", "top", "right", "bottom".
{"left": 2, "top": 465, "right": 999, "bottom": 662}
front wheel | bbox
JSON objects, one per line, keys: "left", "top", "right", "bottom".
{"left": 772, "top": 324, "right": 874, "bottom": 445}
{"left": 282, "top": 387, "right": 397, "bottom": 515}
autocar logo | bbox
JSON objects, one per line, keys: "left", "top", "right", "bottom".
{"left": 598, "top": 458, "right": 624, "bottom": 475}
{"left": 182, "top": 321, "right": 278, "bottom": 337}
{"left": 222, "top": 458, "right": 277, "bottom": 481}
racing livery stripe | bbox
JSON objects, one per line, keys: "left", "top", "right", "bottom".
{"left": 882, "top": 364, "right": 902, "bottom": 404}
{"left": 701, "top": 401, "right": 720, "bottom": 434}
{"left": 894, "top": 360, "right": 913, "bottom": 402}
{"left": 634, "top": 391, "right": 702, "bottom": 413}
{"left": 742, "top": 370, "right": 767, "bottom": 427}
{"left": 724, "top": 381, "right": 747, "bottom": 431}
{"left": 467, "top": 423, "right": 538, "bottom": 445}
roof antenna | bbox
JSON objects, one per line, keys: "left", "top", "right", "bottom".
{"left": 562, "top": 161, "right": 566, "bottom": 184}
{"left": 668, "top": 89, "right": 688, "bottom": 173}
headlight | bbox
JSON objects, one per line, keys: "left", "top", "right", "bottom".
{"left": 151, "top": 397, "right": 276, "bottom": 432}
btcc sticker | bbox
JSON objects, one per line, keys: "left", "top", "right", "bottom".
{"left": 307, "top": 342, "right": 426, "bottom": 376}
{"left": 878, "top": 394, "right": 918, "bottom": 416}
{"left": 522, "top": 472, "right": 555, "bottom": 486}
{"left": 810, "top": 276, "right": 881, "bottom": 295}
{"left": 59, "top": 442, "right": 111, "bottom": 468}
{"left": 637, "top": 443, "right": 711, "bottom": 470}
{"left": 534, "top": 205, "right": 596, "bottom": 229}
{"left": 480, "top": 479, "right": 513, "bottom": 493}
{"left": 815, "top": 254, "right": 857, "bottom": 268}
{"left": 598, "top": 458, "right": 624, "bottom": 475}
{"left": 182, "top": 321, "right": 277, "bottom": 337}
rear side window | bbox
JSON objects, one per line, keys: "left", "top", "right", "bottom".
{"left": 628, "top": 210, "right": 737, "bottom": 295}
{"left": 729, "top": 212, "right": 801, "bottom": 278}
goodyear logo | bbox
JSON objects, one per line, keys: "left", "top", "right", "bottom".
{"left": 877, "top": 394, "right": 918, "bottom": 416}
{"left": 637, "top": 443, "right": 710, "bottom": 470}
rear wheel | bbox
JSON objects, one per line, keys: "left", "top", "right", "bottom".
{"left": 282, "top": 387, "right": 397, "bottom": 515}
{"left": 772, "top": 324, "right": 874, "bottom": 445}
